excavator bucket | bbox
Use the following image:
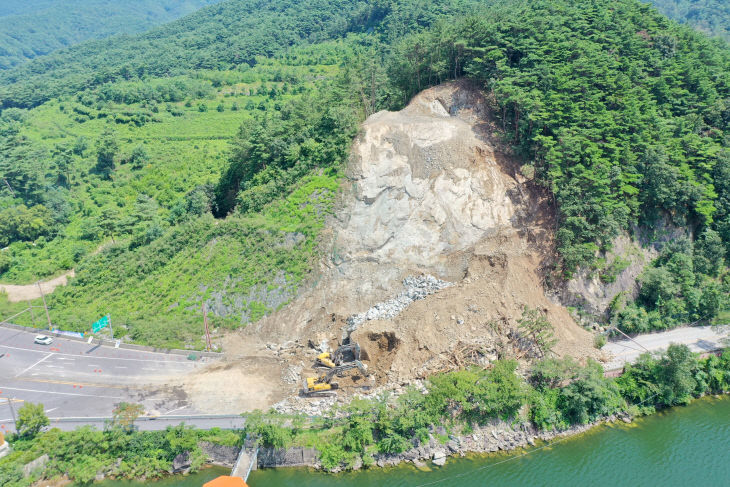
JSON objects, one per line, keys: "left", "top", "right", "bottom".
{"left": 315, "top": 351, "right": 336, "bottom": 368}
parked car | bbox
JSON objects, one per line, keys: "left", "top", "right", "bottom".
{"left": 34, "top": 335, "right": 53, "bottom": 345}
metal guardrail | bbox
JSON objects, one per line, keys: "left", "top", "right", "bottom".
{"left": 245, "top": 447, "right": 259, "bottom": 481}
{"left": 0, "top": 414, "right": 245, "bottom": 423}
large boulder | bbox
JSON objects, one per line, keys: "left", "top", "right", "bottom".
{"left": 432, "top": 449, "right": 447, "bottom": 467}
{"left": 172, "top": 451, "right": 192, "bottom": 474}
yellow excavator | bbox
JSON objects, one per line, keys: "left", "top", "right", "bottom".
{"left": 315, "top": 342, "right": 363, "bottom": 369}
{"left": 303, "top": 360, "right": 368, "bottom": 396}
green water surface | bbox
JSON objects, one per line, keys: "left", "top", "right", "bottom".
{"left": 99, "top": 395, "right": 730, "bottom": 487}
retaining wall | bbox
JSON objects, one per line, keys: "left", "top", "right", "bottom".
{"left": 258, "top": 447, "right": 319, "bottom": 468}
{"left": 200, "top": 441, "right": 241, "bottom": 467}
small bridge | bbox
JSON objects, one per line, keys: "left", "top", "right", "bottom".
{"left": 232, "top": 437, "right": 258, "bottom": 482}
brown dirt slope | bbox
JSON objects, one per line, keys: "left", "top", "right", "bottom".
{"left": 0, "top": 270, "right": 75, "bottom": 303}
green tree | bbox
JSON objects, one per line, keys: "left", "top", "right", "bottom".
{"left": 518, "top": 307, "right": 557, "bottom": 358}
{"left": 98, "top": 207, "right": 122, "bottom": 243}
{"left": 16, "top": 402, "right": 49, "bottom": 438}
{"left": 657, "top": 344, "right": 698, "bottom": 405}
{"left": 557, "top": 360, "right": 623, "bottom": 425}
{"left": 243, "top": 410, "right": 292, "bottom": 448}
{"left": 109, "top": 402, "right": 144, "bottom": 432}
{"left": 72, "top": 135, "right": 88, "bottom": 156}
{"left": 694, "top": 229, "right": 725, "bottom": 277}
{"left": 95, "top": 128, "right": 118, "bottom": 178}
{"left": 52, "top": 143, "right": 74, "bottom": 187}
{"left": 128, "top": 144, "right": 149, "bottom": 170}
{"left": 0, "top": 250, "right": 11, "bottom": 274}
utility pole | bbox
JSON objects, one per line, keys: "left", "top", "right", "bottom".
{"left": 108, "top": 314, "right": 114, "bottom": 340}
{"left": 6, "top": 398, "right": 17, "bottom": 434}
{"left": 36, "top": 281, "right": 51, "bottom": 330}
{"left": 203, "top": 303, "right": 212, "bottom": 352}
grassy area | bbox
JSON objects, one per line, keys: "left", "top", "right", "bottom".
{"left": 0, "top": 47, "right": 347, "bottom": 348}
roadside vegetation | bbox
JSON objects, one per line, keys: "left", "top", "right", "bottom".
{"left": 245, "top": 345, "right": 730, "bottom": 471}
{"left": 2, "top": 344, "right": 725, "bottom": 485}
{"left": 0, "top": 410, "right": 240, "bottom": 486}
{"left": 0, "top": 47, "right": 353, "bottom": 348}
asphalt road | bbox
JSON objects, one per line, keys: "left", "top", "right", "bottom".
{"left": 0, "top": 326, "right": 238, "bottom": 432}
{"left": 603, "top": 325, "right": 730, "bottom": 371}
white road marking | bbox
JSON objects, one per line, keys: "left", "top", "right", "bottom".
{"left": 162, "top": 405, "right": 189, "bottom": 416}
{"left": 16, "top": 353, "right": 54, "bottom": 377}
{"left": 46, "top": 407, "right": 58, "bottom": 413}
{"left": 0, "top": 343, "right": 196, "bottom": 365}
{"left": 0, "top": 386, "right": 124, "bottom": 399}
{"left": 115, "top": 366, "right": 128, "bottom": 369}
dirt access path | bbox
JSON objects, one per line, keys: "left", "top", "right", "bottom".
{"left": 0, "top": 270, "right": 75, "bottom": 302}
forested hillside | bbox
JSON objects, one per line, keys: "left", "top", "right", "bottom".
{"left": 0, "top": 0, "right": 480, "bottom": 109}
{"left": 647, "top": 0, "right": 730, "bottom": 40}
{"left": 0, "top": 0, "right": 222, "bottom": 70}
{"left": 1, "top": 0, "right": 729, "bottom": 347}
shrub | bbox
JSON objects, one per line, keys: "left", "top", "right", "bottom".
{"left": 16, "top": 402, "right": 49, "bottom": 438}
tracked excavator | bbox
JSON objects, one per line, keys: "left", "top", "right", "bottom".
{"left": 303, "top": 360, "right": 368, "bottom": 396}
{"left": 315, "top": 342, "right": 363, "bottom": 368}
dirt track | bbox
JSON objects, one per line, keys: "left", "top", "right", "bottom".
{"left": 0, "top": 270, "right": 75, "bottom": 302}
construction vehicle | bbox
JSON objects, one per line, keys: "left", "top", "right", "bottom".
{"left": 303, "top": 360, "right": 368, "bottom": 396}
{"left": 315, "top": 342, "right": 363, "bottom": 368}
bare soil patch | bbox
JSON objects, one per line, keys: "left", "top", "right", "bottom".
{"left": 0, "top": 271, "right": 75, "bottom": 302}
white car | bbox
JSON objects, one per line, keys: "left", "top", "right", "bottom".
{"left": 34, "top": 335, "right": 53, "bottom": 345}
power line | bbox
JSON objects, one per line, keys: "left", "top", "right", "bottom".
{"left": 36, "top": 281, "right": 52, "bottom": 329}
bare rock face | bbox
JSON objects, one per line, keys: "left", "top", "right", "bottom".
{"left": 561, "top": 235, "right": 652, "bottom": 321}
{"left": 560, "top": 218, "right": 690, "bottom": 324}
{"left": 335, "top": 89, "right": 517, "bottom": 274}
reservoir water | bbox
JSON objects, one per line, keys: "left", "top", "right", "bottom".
{"left": 96, "top": 395, "right": 730, "bottom": 487}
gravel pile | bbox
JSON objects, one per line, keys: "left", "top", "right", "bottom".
{"left": 343, "top": 275, "right": 451, "bottom": 339}
{"left": 281, "top": 364, "right": 303, "bottom": 384}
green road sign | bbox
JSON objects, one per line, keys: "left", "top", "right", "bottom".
{"left": 92, "top": 315, "right": 109, "bottom": 333}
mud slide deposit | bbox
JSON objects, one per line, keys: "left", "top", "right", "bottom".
{"left": 201, "top": 81, "right": 597, "bottom": 412}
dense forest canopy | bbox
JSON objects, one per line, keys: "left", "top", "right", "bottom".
{"left": 384, "top": 0, "right": 730, "bottom": 330}
{"left": 0, "top": 0, "right": 729, "bottom": 346}
{"left": 0, "top": 0, "right": 482, "bottom": 110}
{"left": 0, "top": 0, "right": 223, "bottom": 70}
{"left": 647, "top": 0, "right": 730, "bottom": 40}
